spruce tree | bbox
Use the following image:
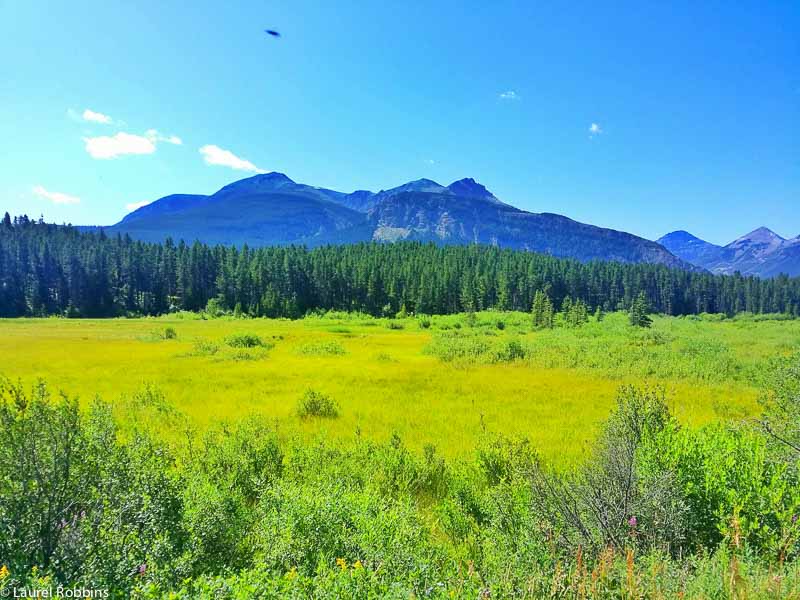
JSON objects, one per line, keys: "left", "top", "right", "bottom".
{"left": 531, "top": 290, "right": 554, "bottom": 329}
{"left": 629, "top": 291, "right": 653, "bottom": 327}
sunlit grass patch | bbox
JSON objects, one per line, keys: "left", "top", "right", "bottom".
{"left": 0, "top": 310, "right": 790, "bottom": 465}
{"left": 295, "top": 339, "right": 347, "bottom": 356}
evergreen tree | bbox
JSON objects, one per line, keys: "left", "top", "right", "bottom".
{"left": 566, "top": 298, "right": 589, "bottom": 327}
{"left": 531, "top": 290, "right": 555, "bottom": 329}
{"left": 629, "top": 292, "right": 653, "bottom": 328}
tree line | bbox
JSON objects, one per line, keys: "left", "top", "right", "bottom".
{"left": 1, "top": 213, "right": 799, "bottom": 318}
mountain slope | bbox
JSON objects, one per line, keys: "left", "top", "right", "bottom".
{"left": 107, "top": 173, "right": 365, "bottom": 246}
{"left": 369, "top": 191, "right": 691, "bottom": 266}
{"left": 105, "top": 172, "right": 694, "bottom": 269}
{"left": 659, "top": 228, "right": 800, "bottom": 277}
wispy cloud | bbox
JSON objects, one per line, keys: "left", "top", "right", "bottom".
{"left": 33, "top": 185, "right": 80, "bottom": 205}
{"left": 125, "top": 200, "right": 151, "bottom": 211}
{"left": 199, "top": 144, "right": 265, "bottom": 173}
{"left": 83, "top": 132, "right": 157, "bottom": 159}
{"left": 82, "top": 108, "right": 113, "bottom": 124}
{"left": 425, "top": 159, "right": 436, "bottom": 165}
{"left": 589, "top": 123, "right": 603, "bottom": 138}
{"left": 499, "top": 90, "right": 519, "bottom": 101}
{"left": 145, "top": 129, "right": 182, "bottom": 145}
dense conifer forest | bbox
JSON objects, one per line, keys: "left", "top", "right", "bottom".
{"left": 2, "top": 213, "right": 799, "bottom": 318}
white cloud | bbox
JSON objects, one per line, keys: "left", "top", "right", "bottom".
{"left": 125, "top": 200, "right": 151, "bottom": 211}
{"left": 33, "top": 185, "right": 80, "bottom": 205}
{"left": 83, "top": 132, "right": 157, "bottom": 159}
{"left": 83, "top": 108, "right": 113, "bottom": 124}
{"left": 199, "top": 144, "right": 265, "bottom": 173}
{"left": 145, "top": 129, "right": 183, "bottom": 145}
{"left": 589, "top": 123, "right": 603, "bottom": 136}
{"left": 499, "top": 90, "right": 519, "bottom": 100}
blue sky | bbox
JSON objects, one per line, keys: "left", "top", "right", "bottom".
{"left": 1, "top": 0, "right": 797, "bottom": 244}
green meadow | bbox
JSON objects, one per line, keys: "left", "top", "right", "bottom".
{"left": 2, "top": 311, "right": 796, "bottom": 465}
{"left": 3, "top": 310, "right": 800, "bottom": 597}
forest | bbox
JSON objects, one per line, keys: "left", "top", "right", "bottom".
{"left": 2, "top": 213, "right": 800, "bottom": 318}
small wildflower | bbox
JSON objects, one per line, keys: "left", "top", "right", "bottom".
{"left": 628, "top": 516, "right": 637, "bottom": 528}
{"left": 792, "top": 514, "right": 798, "bottom": 524}
{"left": 336, "top": 558, "right": 348, "bottom": 571}
{"left": 0, "top": 564, "right": 9, "bottom": 579}
{"left": 353, "top": 560, "right": 363, "bottom": 570}
{"left": 285, "top": 566, "right": 298, "bottom": 581}
{"left": 138, "top": 562, "right": 147, "bottom": 576}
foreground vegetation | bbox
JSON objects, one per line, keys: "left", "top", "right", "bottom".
{"left": 0, "top": 308, "right": 799, "bottom": 596}
{"left": 0, "top": 356, "right": 799, "bottom": 598}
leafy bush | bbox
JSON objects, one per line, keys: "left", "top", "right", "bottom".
{"left": 491, "top": 337, "right": 526, "bottom": 362}
{"left": 224, "top": 333, "right": 267, "bottom": 348}
{"left": 4, "top": 374, "right": 800, "bottom": 597}
{"left": 296, "top": 389, "right": 339, "bottom": 418}
{"left": 527, "top": 385, "right": 689, "bottom": 556}
{"left": 163, "top": 326, "right": 178, "bottom": 339}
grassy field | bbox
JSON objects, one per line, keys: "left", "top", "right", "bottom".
{"left": 2, "top": 311, "right": 797, "bottom": 466}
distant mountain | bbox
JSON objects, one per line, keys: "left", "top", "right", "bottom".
{"left": 656, "top": 231, "right": 725, "bottom": 266}
{"left": 658, "top": 227, "right": 800, "bottom": 277}
{"left": 366, "top": 191, "right": 688, "bottom": 266}
{"left": 110, "top": 173, "right": 365, "bottom": 246}
{"left": 102, "top": 172, "right": 695, "bottom": 269}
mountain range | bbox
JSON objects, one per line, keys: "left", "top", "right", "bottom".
{"left": 100, "top": 172, "right": 696, "bottom": 270}
{"left": 658, "top": 228, "right": 800, "bottom": 278}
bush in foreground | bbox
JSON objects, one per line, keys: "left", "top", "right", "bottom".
{"left": 1, "top": 365, "right": 800, "bottom": 597}
{"left": 296, "top": 389, "right": 339, "bottom": 419}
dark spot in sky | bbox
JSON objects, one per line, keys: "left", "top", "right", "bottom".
{"left": 265, "top": 30, "right": 281, "bottom": 37}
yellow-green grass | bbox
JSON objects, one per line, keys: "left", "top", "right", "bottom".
{"left": 1, "top": 312, "right": 797, "bottom": 465}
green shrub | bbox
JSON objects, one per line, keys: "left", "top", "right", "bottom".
{"left": 163, "top": 326, "right": 178, "bottom": 340}
{"left": 296, "top": 389, "right": 339, "bottom": 418}
{"left": 492, "top": 338, "right": 526, "bottom": 362}
{"left": 225, "top": 333, "right": 266, "bottom": 348}
{"left": 204, "top": 297, "right": 227, "bottom": 318}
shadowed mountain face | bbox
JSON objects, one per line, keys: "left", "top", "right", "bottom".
{"left": 102, "top": 173, "right": 694, "bottom": 269}
{"left": 658, "top": 228, "right": 800, "bottom": 278}
{"left": 112, "top": 174, "right": 365, "bottom": 246}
